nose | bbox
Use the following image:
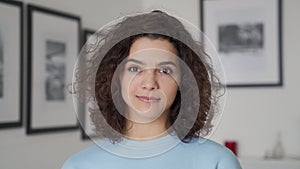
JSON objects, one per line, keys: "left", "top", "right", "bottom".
{"left": 141, "top": 69, "right": 158, "bottom": 90}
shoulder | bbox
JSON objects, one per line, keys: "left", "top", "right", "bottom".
{"left": 178, "top": 138, "right": 242, "bottom": 169}
{"left": 179, "top": 138, "right": 230, "bottom": 154}
{"left": 61, "top": 145, "right": 105, "bottom": 169}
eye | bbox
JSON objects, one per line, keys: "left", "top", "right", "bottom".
{"left": 159, "top": 67, "right": 173, "bottom": 74}
{"left": 128, "top": 66, "right": 140, "bottom": 72}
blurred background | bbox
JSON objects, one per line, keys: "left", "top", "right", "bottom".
{"left": 0, "top": 0, "right": 299, "bottom": 168}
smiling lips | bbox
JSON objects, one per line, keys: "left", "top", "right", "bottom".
{"left": 136, "top": 96, "right": 161, "bottom": 103}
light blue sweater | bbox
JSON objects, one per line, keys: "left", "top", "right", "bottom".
{"left": 62, "top": 134, "right": 242, "bottom": 169}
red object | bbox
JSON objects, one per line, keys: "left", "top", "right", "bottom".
{"left": 225, "top": 141, "right": 238, "bottom": 156}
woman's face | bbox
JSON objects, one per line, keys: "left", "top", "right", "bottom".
{"left": 120, "top": 37, "right": 180, "bottom": 123}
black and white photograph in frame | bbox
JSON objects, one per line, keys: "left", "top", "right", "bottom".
{"left": 0, "top": 0, "right": 23, "bottom": 128}
{"left": 27, "top": 4, "right": 80, "bottom": 134}
{"left": 80, "top": 29, "right": 98, "bottom": 140}
{"left": 45, "top": 40, "right": 66, "bottom": 101}
{"left": 200, "top": 0, "right": 282, "bottom": 87}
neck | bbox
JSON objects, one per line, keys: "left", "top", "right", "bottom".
{"left": 125, "top": 111, "right": 170, "bottom": 140}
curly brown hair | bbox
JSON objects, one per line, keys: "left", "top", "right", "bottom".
{"left": 76, "top": 10, "right": 224, "bottom": 143}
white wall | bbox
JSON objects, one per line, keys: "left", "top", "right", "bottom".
{"left": 0, "top": 0, "right": 299, "bottom": 168}
{"left": 142, "top": 0, "right": 200, "bottom": 28}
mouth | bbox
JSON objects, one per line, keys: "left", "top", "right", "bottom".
{"left": 136, "top": 95, "right": 161, "bottom": 103}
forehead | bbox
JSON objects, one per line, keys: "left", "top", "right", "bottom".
{"left": 128, "top": 37, "right": 178, "bottom": 63}
{"left": 129, "top": 37, "right": 177, "bottom": 55}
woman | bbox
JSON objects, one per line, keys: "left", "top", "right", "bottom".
{"left": 62, "top": 10, "right": 242, "bottom": 169}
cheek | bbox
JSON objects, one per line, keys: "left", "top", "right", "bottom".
{"left": 120, "top": 74, "right": 138, "bottom": 99}
{"left": 120, "top": 75, "right": 128, "bottom": 101}
{"left": 169, "top": 85, "right": 179, "bottom": 98}
{"left": 161, "top": 80, "right": 178, "bottom": 100}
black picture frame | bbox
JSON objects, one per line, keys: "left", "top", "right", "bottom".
{"left": 27, "top": 4, "right": 81, "bottom": 134}
{"left": 0, "top": 0, "right": 23, "bottom": 128}
{"left": 200, "top": 0, "right": 283, "bottom": 87}
{"left": 80, "top": 29, "right": 98, "bottom": 140}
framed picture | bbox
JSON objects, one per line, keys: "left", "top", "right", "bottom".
{"left": 80, "top": 29, "right": 98, "bottom": 140}
{"left": 27, "top": 4, "right": 81, "bottom": 134}
{"left": 200, "top": 0, "right": 283, "bottom": 87}
{"left": 0, "top": 0, "right": 23, "bottom": 128}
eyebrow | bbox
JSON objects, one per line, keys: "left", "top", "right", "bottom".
{"left": 157, "top": 61, "right": 177, "bottom": 67}
{"left": 125, "top": 58, "right": 145, "bottom": 65}
{"left": 125, "top": 59, "right": 177, "bottom": 67}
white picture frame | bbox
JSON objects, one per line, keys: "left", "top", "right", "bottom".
{"left": 201, "top": 0, "right": 283, "bottom": 87}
